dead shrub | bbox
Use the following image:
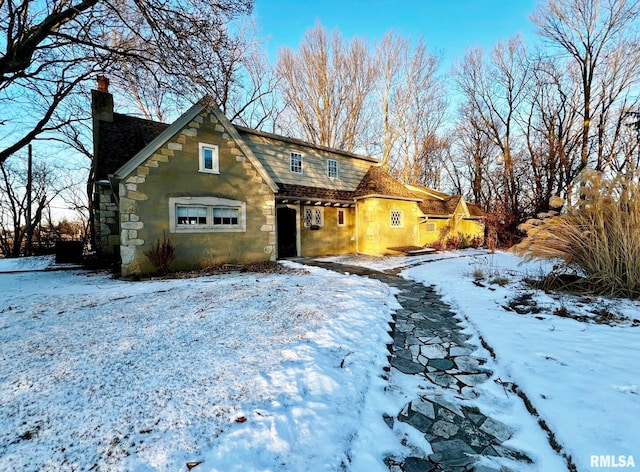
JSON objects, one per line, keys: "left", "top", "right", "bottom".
{"left": 483, "top": 204, "right": 523, "bottom": 249}
{"left": 429, "top": 239, "right": 446, "bottom": 251}
{"left": 446, "top": 234, "right": 461, "bottom": 250}
{"left": 144, "top": 234, "right": 175, "bottom": 275}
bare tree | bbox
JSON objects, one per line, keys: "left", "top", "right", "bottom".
{"left": 276, "top": 22, "right": 379, "bottom": 152}
{"left": 0, "top": 155, "right": 62, "bottom": 256}
{"left": 0, "top": 0, "right": 254, "bottom": 165}
{"left": 448, "top": 104, "right": 497, "bottom": 208}
{"left": 453, "top": 37, "right": 531, "bottom": 218}
{"left": 373, "top": 33, "right": 447, "bottom": 184}
{"left": 111, "top": 16, "right": 281, "bottom": 129}
{"left": 531, "top": 0, "right": 640, "bottom": 171}
{"left": 521, "top": 55, "right": 583, "bottom": 213}
{"left": 277, "top": 25, "right": 448, "bottom": 184}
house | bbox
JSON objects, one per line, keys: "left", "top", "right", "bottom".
{"left": 91, "top": 77, "right": 484, "bottom": 275}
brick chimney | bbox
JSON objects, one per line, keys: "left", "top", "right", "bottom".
{"left": 90, "top": 74, "right": 115, "bottom": 265}
{"left": 96, "top": 75, "right": 110, "bottom": 93}
{"left": 92, "top": 75, "right": 113, "bottom": 123}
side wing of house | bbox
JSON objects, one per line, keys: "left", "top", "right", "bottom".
{"left": 455, "top": 199, "right": 485, "bottom": 244}
{"left": 415, "top": 188, "right": 485, "bottom": 247}
{"left": 354, "top": 167, "right": 424, "bottom": 255}
{"left": 238, "top": 128, "right": 377, "bottom": 258}
{"left": 112, "top": 105, "right": 279, "bottom": 275}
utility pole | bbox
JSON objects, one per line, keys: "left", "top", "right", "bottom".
{"left": 26, "top": 144, "right": 32, "bottom": 256}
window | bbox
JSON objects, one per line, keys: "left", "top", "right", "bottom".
{"left": 327, "top": 159, "right": 338, "bottom": 179}
{"left": 213, "top": 208, "right": 239, "bottom": 225}
{"left": 290, "top": 152, "right": 303, "bottom": 174}
{"left": 426, "top": 222, "right": 437, "bottom": 232}
{"left": 170, "top": 197, "right": 246, "bottom": 233}
{"left": 199, "top": 143, "right": 219, "bottom": 173}
{"left": 304, "top": 207, "right": 324, "bottom": 228}
{"left": 176, "top": 205, "right": 239, "bottom": 228}
{"left": 177, "top": 206, "right": 207, "bottom": 225}
{"left": 337, "top": 209, "right": 346, "bottom": 227}
{"left": 390, "top": 210, "right": 403, "bottom": 228}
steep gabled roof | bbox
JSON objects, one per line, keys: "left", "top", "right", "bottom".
{"left": 418, "top": 195, "right": 485, "bottom": 218}
{"left": 354, "top": 166, "right": 421, "bottom": 200}
{"left": 467, "top": 203, "right": 484, "bottom": 217}
{"left": 419, "top": 195, "right": 462, "bottom": 216}
{"left": 111, "top": 99, "right": 278, "bottom": 192}
{"left": 96, "top": 113, "right": 169, "bottom": 181}
{"left": 405, "top": 183, "right": 449, "bottom": 200}
{"left": 113, "top": 101, "right": 206, "bottom": 180}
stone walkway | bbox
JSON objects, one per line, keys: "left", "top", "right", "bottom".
{"left": 300, "top": 259, "right": 534, "bottom": 472}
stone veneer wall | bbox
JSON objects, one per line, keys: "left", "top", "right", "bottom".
{"left": 117, "top": 111, "right": 276, "bottom": 276}
{"left": 95, "top": 181, "right": 119, "bottom": 263}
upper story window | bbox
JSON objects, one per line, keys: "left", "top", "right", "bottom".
{"left": 199, "top": 143, "right": 219, "bottom": 174}
{"left": 327, "top": 159, "right": 338, "bottom": 179}
{"left": 290, "top": 152, "right": 303, "bottom": 174}
{"left": 390, "top": 210, "right": 403, "bottom": 228}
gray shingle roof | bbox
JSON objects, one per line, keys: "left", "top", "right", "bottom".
{"left": 96, "top": 113, "right": 169, "bottom": 180}
{"left": 354, "top": 166, "right": 421, "bottom": 199}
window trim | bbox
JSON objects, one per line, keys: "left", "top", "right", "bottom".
{"left": 169, "top": 197, "right": 246, "bottom": 233}
{"left": 327, "top": 159, "right": 338, "bottom": 179}
{"left": 199, "top": 143, "right": 220, "bottom": 174}
{"left": 290, "top": 152, "right": 303, "bottom": 174}
{"left": 390, "top": 210, "right": 404, "bottom": 228}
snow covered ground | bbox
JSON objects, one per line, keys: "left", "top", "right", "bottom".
{"left": 1, "top": 251, "right": 639, "bottom": 471}
{"left": 399, "top": 251, "right": 640, "bottom": 472}
{"left": 0, "top": 258, "right": 399, "bottom": 471}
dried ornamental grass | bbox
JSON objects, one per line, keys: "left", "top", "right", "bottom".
{"left": 512, "top": 169, "right": 640, "bottom": 299}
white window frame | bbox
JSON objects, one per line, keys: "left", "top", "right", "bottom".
{"left": 327, "top": 159, "right": 338, "bottom": 179}
{"left": 303, "top": 207, "right": 324, "bottom": 228}
{"left": 426, "top": 222, "right": 437, "bottom": 232}
{"left": 337, "top": 209, "right": 346, "bottom": 227}
{"left": 169, "top": 197, "right": 246, "bottom": 233}
{"left": 290, "top": 152, "right": 303, "bottom": 174}
{"left": 199, "top": 143, "right": 219, "bottom": 174}
{"left": 390, "top": 210, "right": 404, "bottom": 228}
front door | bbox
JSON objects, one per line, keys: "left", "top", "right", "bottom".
{"left": 277, "top": 207, "right": 297, "bottom": 258}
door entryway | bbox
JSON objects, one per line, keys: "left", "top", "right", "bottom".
{"left": 276, "top": 206, "right": 298, "bottom": 258}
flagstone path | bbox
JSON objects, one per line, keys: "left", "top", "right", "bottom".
{"left": 300, "top": 259, "right": 535, "bottom": 472}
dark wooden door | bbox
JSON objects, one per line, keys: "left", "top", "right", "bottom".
{"left": 277, "top": 207, "right": 297, "bottom": 258}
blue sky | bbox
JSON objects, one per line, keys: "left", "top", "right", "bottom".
{"left": 253, "top": 0, "right": 540, "bottom": 69}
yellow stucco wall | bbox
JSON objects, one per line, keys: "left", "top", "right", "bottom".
{"left": 418, "top": 218, "right": 450, "bottom": 246}
{"left": 299, "top": 206, "right": 356, "bottom": 257}
{"left": 356, "top": 198, "right": 420, "bottom": 255}
{"left": 418, "top": 217, "right": 484, "bottom": 247}
{"left": 456, "top": 219, "right": 485, "bottom": 243}
{"left": 118, "top": 111, "right": 275, "bottom": 275}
